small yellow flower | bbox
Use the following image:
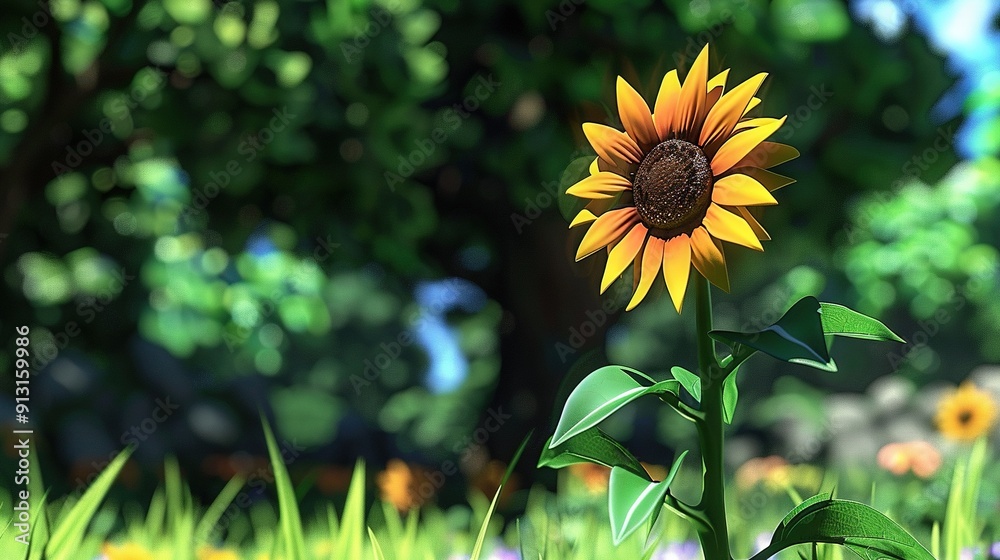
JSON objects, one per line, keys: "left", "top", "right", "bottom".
{"left": 101, "top": 542, "right": 155, "bottom": 560}
{"left": 936, "top": 382, "right": 998, "bottom": 442}
{"left": 197, "top": 546, "right": 240, "bottom": 560}
{"left": 566, "top": 44, "right": 797, "bottom": 312}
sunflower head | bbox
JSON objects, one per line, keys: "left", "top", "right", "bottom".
{"left": 935, "top": 381, "right": 998, "bottom": 442}
{"left": 566, "top": 44, "right": 798, "bottom": 312}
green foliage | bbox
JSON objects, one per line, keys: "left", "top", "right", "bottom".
{"left": 607, "top": 451, "right": 687, "bottom": 545}
{"left": 539, "top": 427, "right": 648, "bottom": 479}
{"left": 669, "top": 366, "right": 701, "bottom": 403}
{"left": 711, "top": 296, "right": 836, "bottom": 372}
{"left": 753, "top": 496, "right": 936, "bottom": 560}
{"left": 549, "top": 366, "right": 679, "bottom": 448}
{"left": 818, "top": 302, "right": 906, "bottom": 342}
{"left": 722, "top": 364, "right": 741, "bottom": 425}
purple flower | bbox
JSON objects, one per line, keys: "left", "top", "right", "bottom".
{"left": 651, "top": 541, "right": 700, "bottom": 560}
{"left": 991, "top": 542, "right": 1000, "bottom": 559}
{"left": 488, "top": 545, "right": 520, "bottom": 560}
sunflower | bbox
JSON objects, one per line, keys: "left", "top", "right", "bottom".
{"left": 566, "top": 45, "right": 797, "bottom": 312}
{"left": 935, "top": 381, "right": 998, "bottom": 442}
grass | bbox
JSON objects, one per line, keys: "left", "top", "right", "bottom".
{"left": 0, "top": 434, "right": 996, "bottom": 560}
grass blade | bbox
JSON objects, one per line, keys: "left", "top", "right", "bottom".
{"left": 262, "top": 418, "right": 308, "bottom": 560}
{"left": 368, "top": 526, "right": 387, "bottom": 560}
{"left": 469, "top": 432, "right": 532, "bottom": 560}
{"left": 194, "top": 475, "right": 246, "bottom": 544}
{"left": 46, "top": 447, "right": 132, "bottom": 560}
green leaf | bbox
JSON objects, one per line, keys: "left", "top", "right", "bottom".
{"left": 722, "top": 364, "right": 741, "bottom": 424}
{"left": 752, "top": 497, "right": 936, "bottom": 560}
{"left": 608, "top": 451, "right": 688, "bottom": 545}
{"left": 550, "top": 366, "right": 679, "bottom": 448}
{"left": 539, "top": 427, "right": 649, "bottom": 479}
{"left": 669, "top": 366, "right": 701, "bottom": 402}
{"left": 819, "top": 303, "right": 905, "bottom": 343}
{"left": 711, "top": 296, "right": 837, "bottom": 372}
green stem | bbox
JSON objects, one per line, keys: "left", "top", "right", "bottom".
{"left": 693, "top": 278, "right": 733, "bottom": 560}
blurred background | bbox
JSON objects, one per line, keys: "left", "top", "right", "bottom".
{"left": 0, "top": 0, "right": 998, "bottom": 518}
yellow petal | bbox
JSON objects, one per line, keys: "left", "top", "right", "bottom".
{"left": 617, "top": 76, "right": 658, "bottom": 147}
{"left": 737, "top": 207, "right": 770, "bottom": 241}
{"left": 673, "top": 45, "right": 709, "bottom": 139}
{"left": 707, "top": 69, "right": 730, "bottom": 92}
{"left": 700, "top": 73, "right": 767, "bottom": 145}
{"left": 702, "top": 203, "right": 763, "bottom": 251}
{"left": 735, "top": 166, "right": 796, "bottom": 192}
{"left": 653, "top": 70, "right": 681, "bottom": 141}
{"left": 733, "top": 117, "right": 780, "bottom": 131}
{"left": 586, "top": 197, "right": 617, "bottom": 214}
{"left": 602, "top": 223, "right": 648, "bottom": 293}
{"left": 593, "top": 156, "right": 630, "bottom": 178}
{"left": 732, "top": 141, "right": 799, "bottom": 170}
{"left": 703, "top": 69, "right": 730, "bottom": 122}
{"left": 743, "top": 97, "right": 761, "bottom": 116}
{"left": 626, "top": 236, "right": 664, "bottom": 311}
{"left": 711, "top": 116, "right": 786, "bottom": 176}
{"left": 711, "top": 174, "right": 777, "bottom": 206}
{"left": 566, "top": 172, "right": 632, "bottom": 199}
{"left": 662, "top": 233, "right": 692, "bottom": 313}
{"left": 690, "top": 227, "right": 729, "bottom": 292}
{"left": 583, "top": 123, "right": 642, "bottom": 165}
{"left": 569, "top": 209, "right": 598, "bottom": 228}
{"left": 575, "top": 207, "right": 640, "bottom": 261}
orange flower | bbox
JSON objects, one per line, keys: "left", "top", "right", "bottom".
{"left": 876, "top": 441, "right": 941, "bottom": 478}
{"left": 568, "top": 462, "right": 611, "bottom": 494}
{"left": 377, "top": 459, "right": 428, "bottom": 512}
{"left": 735, "top": 455, "right": 788, "bottom": 490}
{"left": 566, "top": 44, "right": 797, "bottom": 312}
{"left": 470, "top": 459, "right": 518, "bottom": 505}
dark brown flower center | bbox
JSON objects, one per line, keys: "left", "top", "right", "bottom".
{"left": 631, "top": 139, "right": 713, "bottom": 230}
{"left": 958, "top": 410, "right": 973, "bottom": 425}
